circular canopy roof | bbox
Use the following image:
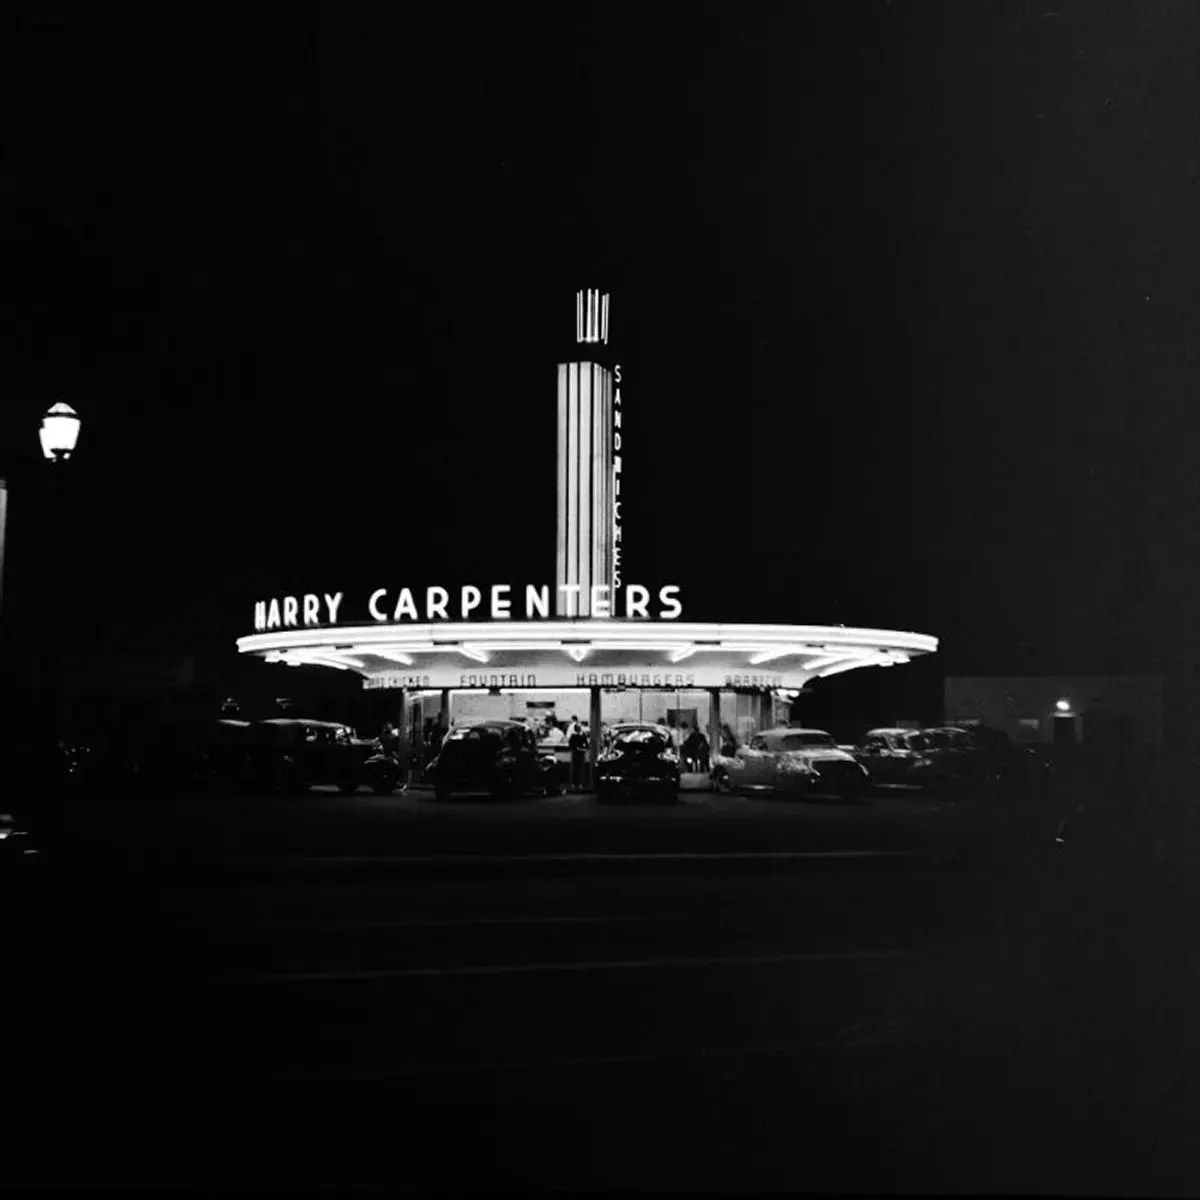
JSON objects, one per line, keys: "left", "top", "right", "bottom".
{"left": 237, "top": 620, "right": 937, "bottom": 693}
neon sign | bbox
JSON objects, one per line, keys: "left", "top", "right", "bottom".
{"left": 254, "top": 584, "right": 683, "bottom": 631}
{"left": 613, "top": 363, "right": 622, "bottom": 591}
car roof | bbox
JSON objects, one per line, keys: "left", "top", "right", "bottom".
{"left": 866, "top": 727, "right": 920, "bottom": 736}
{"left": 258, "top": 718, "right": 348, "bottom": 729}
{"left": 765, "top": 727, "right": 833, "bottom": 737}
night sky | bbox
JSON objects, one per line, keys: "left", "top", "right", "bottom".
{"left": 3, "top": 4, "right": 1197, "bottom": 682}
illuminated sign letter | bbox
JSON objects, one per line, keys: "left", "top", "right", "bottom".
{"left": 614, "top": 364, "right": 622, "bottom": 383}
{"left": 624, "top": 585, "right": 649, "bottom": 619}
{"left": 324, "top": 592, "right": 343, "bottom": 624}
{"left": 283, "top": 596, "right": 299, "bottom": 627}
{"left": 491, "top": 584, "right": 512, "bottom": 620}
{"left": 659, "top": 585, "right": 682, "bottom": 620}
{"left": 368, "top": 589, "right": 388, "bottom": 622}
{"left": 254, "top": 601, "right": 266, "bottom": 631}
{"left": 526, "top": 584, "right": 550, "bottom": 619}
{"left": 266, "top": 598, "right": 281, "bottom": 629}
{"left": 302, "top": 594, "right": 320, "bottom": 626}
{"left": 461, "top": 585, "right": 482, "bottom": 619}
{"left": 426, "top": 586, "right": 449, "bottom": 621}
{"left": 557, "top": 583, "right": 581, "bottom": 617}
{"left": 591, "top": 584, "right": 611, "bottom": 618}
{"left": 393, "top": 588, "right": 418, "bottom": 621}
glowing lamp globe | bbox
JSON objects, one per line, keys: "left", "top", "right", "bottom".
{"left": 1055, "top": 698, "right": 1071, "bottom": 713}
{"left": 39, "top": 402, "right": 81, "bottom": 463}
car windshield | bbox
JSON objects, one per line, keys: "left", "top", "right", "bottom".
{"left": 782, "top": 733, "right": 835, "bottom": 750}
{"left": 904, "top": 733, "right": 929, "bottom": 750}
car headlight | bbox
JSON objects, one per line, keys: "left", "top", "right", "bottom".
{"left": 658, "top": 752, "right": 678, "bottom": 763}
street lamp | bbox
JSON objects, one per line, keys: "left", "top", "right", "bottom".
{"left": 1055, "top": 698, "right": 1071, "bottom": 713}
{"left": 39, "top": 402, "right": 82, "bottom": 464}
{"left": 0, "top": 403, "right": 83, "bottom": 624}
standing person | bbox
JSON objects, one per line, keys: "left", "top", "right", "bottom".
{"left": 680, "top": 722, "right": 695, "bottom": 770}
{"left": 431, "top": 712, "right": 449, "bottom": 754}
{"left": 682, "top": 724, "right": 701, "bottom": 772}
{"left": 568, "top": 718, "right": 588, "bottom": 792}
{"left": 694, "top": 727, "right": 711, "bottom": 773}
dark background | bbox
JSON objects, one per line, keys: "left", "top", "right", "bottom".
{"left": 2, "top": 3, "right": 1196, "bottom": 691}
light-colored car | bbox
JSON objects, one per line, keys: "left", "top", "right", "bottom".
{"left": 710, "top": 727, "right": 869, "bottom": 801}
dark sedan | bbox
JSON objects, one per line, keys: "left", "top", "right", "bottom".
{"left": 595, "top": 724, "right": 681, "bottom": 803}
{"left": 426, "top": 721, "right": 568, "bottom": 801}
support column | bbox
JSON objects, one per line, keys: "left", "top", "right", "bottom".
{"left": 758, "top": 691, "right": 773, "bottom": 735}
{"left": 588, "top": 685, "right": 602, "bottom": 791}
{"left": 708, "top": 688, "right": 721, "bottom": 766}
{"left": 440, "top": 687, "right": 452, "bottom": 729}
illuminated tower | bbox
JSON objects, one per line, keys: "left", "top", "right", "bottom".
{"left": 555, "top": 288, "right": 618, "bottom": 617}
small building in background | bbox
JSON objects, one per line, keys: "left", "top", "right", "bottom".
{"left": 944, "top": 675, "right": 1164, "bottom": 747}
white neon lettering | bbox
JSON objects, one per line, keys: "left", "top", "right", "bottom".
{"left": 557, "top": 583, "right": 581, "bottom": 617}
{"left": 614, "top": 432, "right": 622, "bottom": 452}
{"left": 614, "top": 364, "right": 622, "bottom": 383}
{"left": 614, "top": 569, "right": 622, "bottom": 588}
{"left": 591, "top": 584, "right": 611, "bottom": 618}
{"left": 426, "top": 586, "right": 449, "bottom": 620}
{"left": 491, "top": 584, "right": 512, "bottom": 619}
{"left": 659, "top": 585, "right": 682, "bottom": 620}
{"left": 266, "top": 598, "right": 281, "bottom": 629}
{"left": 625, "top": 585, "right": 649, "bottom": 619}
{"left": 526, "top": 584, "right": 550, "bottom": 619}
{"left": 614, "top": 501, "right": 621, "bottom": 520}
{"left": 614, "top": 456, "right": 621, "bottom": 474}
{"left": 282, "top": 596, "right": 299, "bottom": 627}
{"left": 302, "top": 594, "right": 320, "bottom": 625}
{"left": 393, "top": 588, "right": 419, "bottom": 621}
{"left": 614, "top": 408, "right": 622, "bottom": 427}
{"left": 368, "top": 589, "right": 388, "bottom": 621}
{"left": 325, "top": 592, "right": 343, "bottom": 624}
{"left": 254, "top": 601, "right": 267, "bottom": 631}
{"left": 461, "top": 585, "right": 482, "bottom": 618}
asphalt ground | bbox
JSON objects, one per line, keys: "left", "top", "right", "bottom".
{"left": 2, "top": 784, "right": 1196, "bottom": 1192}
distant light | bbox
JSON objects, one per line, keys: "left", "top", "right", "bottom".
{"left": 1056, "top": 698, "right": 1071, "bottom": 713}
{"left": 39, "top": 402, "right": 81, "bottom": 463}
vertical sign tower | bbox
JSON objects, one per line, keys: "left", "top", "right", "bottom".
{"left": 555, "top": 289, "right": 618, "bottom": 617}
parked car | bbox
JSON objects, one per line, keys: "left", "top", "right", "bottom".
{"left": 231, "top": 719, "right": 404, "bottom": 796}
{"left": 426, "top": 720, "right": 568, "bottom": 801}
{"left": 595, "top": 723, "right": 681, "bottom": 803}
{"left": 711, "top": 727, "right": 869, "bottom": 801}
{"left": 855, "top": 728, "right": 953, "bottom": 793}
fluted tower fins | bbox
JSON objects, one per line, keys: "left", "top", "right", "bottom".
{"left": 556, "top": 290, "right": 615, "bottom": 617}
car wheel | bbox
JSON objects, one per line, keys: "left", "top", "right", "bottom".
{"left": 435, "top": 783, "right": 452, "bottom": 802}
{"left": 338, "top": 780, "right": 358, "bottom": 796}
{"left": 713, "top": 769, "right": 733, "bottom": 794}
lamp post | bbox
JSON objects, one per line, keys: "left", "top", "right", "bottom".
{"left": 0, "top": 403, "right": 83, "bottom": 630}
{"left": 0, "top": 403, "right": 83, "bottom": 847}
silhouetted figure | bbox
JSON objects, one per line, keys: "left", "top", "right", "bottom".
{"left": 568, "top": 719, "right": 588, "bottom": 791}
